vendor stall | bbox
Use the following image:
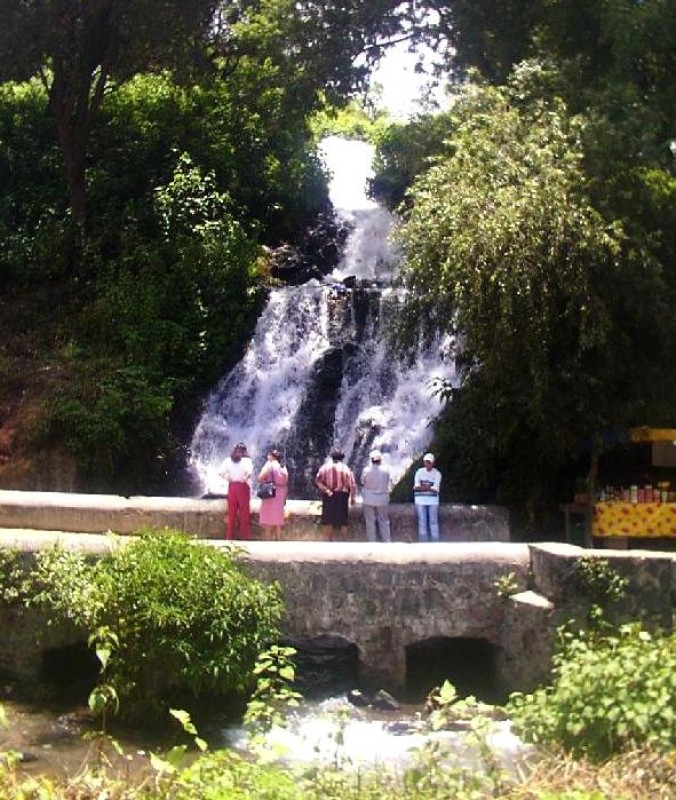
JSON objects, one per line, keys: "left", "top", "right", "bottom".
{"left": 589, "top": 427, "right": 676, "bottom": 546}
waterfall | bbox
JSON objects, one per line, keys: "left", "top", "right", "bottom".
{"left": 189, "top": 136, "right": 455, "bottom": 498}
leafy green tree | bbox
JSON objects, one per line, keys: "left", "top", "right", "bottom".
{"left": 38, "top": 154, "right": 264, "bottom": 492}
{"left": 370, "top": 111, "right": 457, "bottom": 211}
{"left": 0, "top": 0, "right": 225, "bottom": 223}
{"left": 394, "top": 78, "right": 672, "bottom": 527}
{"left": 0, "top": 0, "right": 433, "bottom": 225}
{"left": 423, "top": 0, "right": 539, "bottom": 82}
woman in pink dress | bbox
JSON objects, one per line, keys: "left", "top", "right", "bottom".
{"left": 257, "top": 450, "right": 289, "bottom": 540}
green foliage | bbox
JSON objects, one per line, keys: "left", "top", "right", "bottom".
{"left": 149, "top": 708, "right": 208, "bottom": 776}
{"left": 572, "top": 557, "right": 631, "bottom": 631}
{"left": 311, "top": 98, "right": 390, "bottom": 144}
{"left": 33, "top": 151, "right": 265, "bottom": 492}
{"left": 91, "top": 153, "right": 264, "bottom": 389}
{"left": 370, "top": 111, "right": 457, "bottom": 211}
{"left": 40, "top": 363, "right": 175, "bottom": 493}
{"left": 0, "top": 0, "right": 229, "bottom": 220}
{"left": 93, "top": 71, "right": 330, "bottom": 244}
{"left": 495, "top": 572, "right": 520, "bottom": 599}
{"left": 392, "top": 74, "right": 675, "bottom": 527}
{"left": 0, "top": 49, "right": 337, "bottom": 494}
{"left": 27, "top": 531, "right": 283, "bottom": 723}
{"left": 396, "top": 83, "right": 620, "bottom": 393}
{"left": 429, "top": 0, "right": 536, "bottom": 83}
{"left": 0, "top": 63, "right": 336, "bottom": 492}
{"left": 508, "top": 623, "right": 676, "bottom": 761}
{"left": 244, "top": 645, "right": 301, "bottom": 741}
{"left": 576, "top": 557, "right": 628, "bottom": 610}
{"left": 0, "top": 549, "right": 33, "bottom": 606}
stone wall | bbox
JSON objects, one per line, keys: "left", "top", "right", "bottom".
{"left": 0, "top": 530, "right": 673, "bottom": 699}
{"left": 238, "top": 542, "right": 531, "bottom": 694}
{"left": 0, "top": 490, "right": 510, "bottom": 542}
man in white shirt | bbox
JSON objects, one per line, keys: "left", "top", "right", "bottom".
{"left": 361, "top": 449, "right": 392, "bottom": 542}
{"left": 413, "top": 452, "right": 442, "bottom": 542}
{"left": 219, "top": 442, "right": 254, "bottom": 539}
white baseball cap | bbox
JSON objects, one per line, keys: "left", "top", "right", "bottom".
{"left": 370, "top": 449, "right": 382, "bottom": 461}
{"left": 423, "top": 452, "right": 435, "bottom": 463}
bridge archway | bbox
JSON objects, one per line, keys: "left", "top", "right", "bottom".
{"left": 284, "top": 634, "right": 359, "bottom": 697}
{"left": 405, "top": 636, "right": 504, "bottom": 703}
{"left": 40, "top": 640, "right": 99, "bottom": 701}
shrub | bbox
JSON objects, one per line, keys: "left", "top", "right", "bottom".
{"left": 29, "top": 530, "right": 283, "bottom": 722}
{"left": 507, "top": 623, "right": 676, "bottom": 761}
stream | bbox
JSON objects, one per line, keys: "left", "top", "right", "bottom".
{"left": 1, "top": 693, "right": 533, "bottom": 783}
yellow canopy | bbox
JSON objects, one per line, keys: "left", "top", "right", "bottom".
{"left": 629, "top": 427, "right": 676, "bottom": 443}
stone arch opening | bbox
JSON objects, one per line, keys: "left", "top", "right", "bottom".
{"left": 405, "top": 636, "right": 503, "bottom": 704}
{"left": 282, "top": 634, "right": 359, "bottom": 698}
{"left": 40, "top": 640, "right": 100, "bottom": 701}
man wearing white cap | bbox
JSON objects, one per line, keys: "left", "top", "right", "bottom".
{"left": 413, "top": 452, "right": 442, "bottom": 542}
{"left": 361, "top": 449, "right": 392, "bottom": 542}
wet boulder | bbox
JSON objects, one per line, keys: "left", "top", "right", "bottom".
{"left": 371, "top": 689, "right": 400, "bottom": 711}
{"left": 346, "top": 688, "right": 371, "bottom": 708}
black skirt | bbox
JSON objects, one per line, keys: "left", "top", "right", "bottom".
{"left": 321, "top": 491, "right": 349, "bottom": 525}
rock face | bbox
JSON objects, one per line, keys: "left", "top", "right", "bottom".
{"left": 269, "top": 211, "right": 351, "bottom": 285}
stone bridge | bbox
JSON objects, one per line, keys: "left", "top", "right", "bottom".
{"left": 0, "top": 490, "right": 674, "bottom": 702}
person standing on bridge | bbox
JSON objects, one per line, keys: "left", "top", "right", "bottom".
{"left": 219, "top": 442, "right": 254, "bottom": 539}
{"left": 257, "top": 449, "right": 289, "bottom": 541}
{"left": 413, "top": 452, "right": 442, "bottom": 542}
{"left": 315, "top": 448, "right": 357, "bottom": 541}
{"left": 361, "top": 449, "right": 392, "bottom": 542}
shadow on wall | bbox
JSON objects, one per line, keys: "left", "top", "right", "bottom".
{"left": 40, "top": 641, "right": 100, "bottom": 702}
{"left": 405, "top": 637, "right": 503, "bottom": 704}
{"left": 283, "top": 634, "right": 360, "bottom": 699}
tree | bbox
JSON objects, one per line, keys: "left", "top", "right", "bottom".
{"left": 0, "top": 0, "right": 223, "bottom": 224}
{"left": 0, "top": 0, "right": 433, "bottom": 225}
{"left": 424, "top": 0, "right": 539, "bottom": 82}
{"left": 370, "top": 111, "right": 457, "bottom": 211}
{"left": 394, "top": 76, "right": 672, "bottom": 526}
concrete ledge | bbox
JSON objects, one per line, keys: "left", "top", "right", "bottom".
{"left": 0, "top": 490, "right": 510, "bottom": 542}
{"left": 529, "top": 542, "right": 675, "bottom": 630}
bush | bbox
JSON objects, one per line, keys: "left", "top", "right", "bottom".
{"left": 29, "top": 530, "right": 283, "bottom": 722}
{"left": 507, "top": 623, "right": 676, "bottom": 761}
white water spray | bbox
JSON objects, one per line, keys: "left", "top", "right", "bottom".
{"left": 189, "top": 136, "right": 455, "bottom": 496}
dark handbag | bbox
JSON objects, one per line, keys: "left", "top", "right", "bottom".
{"left": 257, "top": 481, "right": 276, "bottom": 500}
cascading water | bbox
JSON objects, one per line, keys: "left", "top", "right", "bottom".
{"left": 189, "top": 136, "right": 455, "bottom": 497}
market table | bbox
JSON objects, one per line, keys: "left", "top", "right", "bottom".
{"left": 592, "top": 501, "right": 676, "bottom": 538}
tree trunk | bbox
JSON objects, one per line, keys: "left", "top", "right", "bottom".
{"left": 585, "top": 437, "right": 602, "bottom": 547}
{"left": 52, "top": 107, "right": 89, "bottom": 225}
{"left": 44, "top": 1, "right": 117, "bottom": 227}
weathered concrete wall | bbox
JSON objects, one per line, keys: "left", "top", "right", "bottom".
{"left": 497, "top": 542, "right": 676, "bottom": 693}
{"left": 0, "top": 490, "right": 510, "bottom": 542}
{"left": 0, "top": 531, "right": 673, "bottom": 699}
{"left": 237, "top": 541, "right": 531, "bottom": 694}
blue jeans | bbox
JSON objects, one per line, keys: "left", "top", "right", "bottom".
{"left": 416, "top": 504, "right": 439, "bottom": 542}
